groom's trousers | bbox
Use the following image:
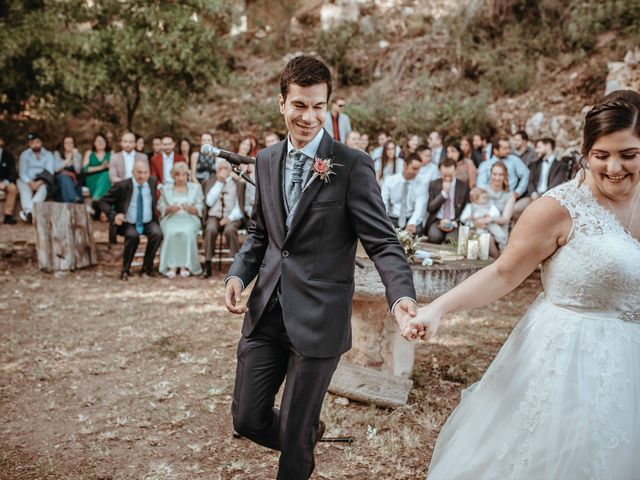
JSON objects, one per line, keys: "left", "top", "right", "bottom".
{"left": 232, "top": 299, "right": 340, "bottom": 480}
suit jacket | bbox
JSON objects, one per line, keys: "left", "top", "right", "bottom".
{"left": 0, "top": 150, "right": 17, "bottom": 183}
{"left": 149, "top": 153, "right": 186, "bottom": 185}
{"left": 323, "top": 112, "right": 352, "bottom": 143}
{"left": 526, "top": 157, "right": 570, "bottom": 196}
{"left": 203, "top": 176, "right": 247, "bottom": 223}
{"left": 99, "top": 177, "right": 160, "bottom": 223}
{"left": 425, "top": 178, "right": 471, "bottom": 230}
{"left": 226, "top": 130, "right": 416, "bottom": 358}
{"left": 109, "top": 151, "right": 149, "bottom": 184}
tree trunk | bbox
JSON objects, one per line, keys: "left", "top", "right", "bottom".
{"left": 32, "top": 202, "right": 98, "bottom": 272}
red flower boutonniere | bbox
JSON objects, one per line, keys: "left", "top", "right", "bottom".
{"left": 312, "top": 156, "right": 341, "bottom": 184}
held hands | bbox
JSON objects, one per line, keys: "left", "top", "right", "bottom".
{"left": 393, "top": 298, "right": 425, "bottom": 341}
{"left": 224, "top": 277, "right": 248, "bottom": 314}
{"left": 413, "top": 303, "right": 444, "bottom": 341}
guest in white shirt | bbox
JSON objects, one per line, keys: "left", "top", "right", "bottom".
{"left": 109, "top": 132, "right": 149, "bottom": 184}
{"left": 416, "top": 144, "right": 440, "bottom": 186}
{"left": 17, "top": 132, "right": 56, "bottom": 223}
{"left": 427, "top": 131, "right": 446, "bottom": 166}
{"left": 381, "top": 155, "right": 427, "bottom": 235}
{"left": 375, "top": 140, "right": 404, "bottom": 182}
{"left": 371, "top": 130, "right": 401, "bottom": 165}
{"left": 150, "top": 135, "right": 186, "bottom": 187}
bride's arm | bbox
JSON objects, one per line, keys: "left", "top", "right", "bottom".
{"left": 412, "top": 197, "right": 572, "bottom": 337}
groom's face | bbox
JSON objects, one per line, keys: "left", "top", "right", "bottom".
{"left": 279, "top": 83, "right": 328, "bottom": 149}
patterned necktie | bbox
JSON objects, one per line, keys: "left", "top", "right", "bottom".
{"left": 398, "top": 181, "right": 409, "bottom": 228}
{"left": 136, "top": 185, "right": 144, "bottom": 234}
{"left": 288, "top": 150, "right": 307, "bottom": 210}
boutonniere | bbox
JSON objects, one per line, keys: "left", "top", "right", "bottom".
{"left": 312, "top": 156, "right": 341, "bottom": 184}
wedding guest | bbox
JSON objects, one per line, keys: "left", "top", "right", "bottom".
{"left": 345, "top": 130, "right": 361, "bottom": 149}
{"left": 190, "top": 131, "right": 216, "bottom": 185}
{"left": 471, "top": 134, "right": 484, "bottom": 166}
{"left": 460, "top": 187, "right": 507, "bottom": 256}
{"left": 202, "top": 159, "right": 246, "bottom": 278}
{"left": 404, "top": 134, "right": 421, "bottom": 158}
{"left": 99, "top": 159, "right": 163, "bottom": 280}
{"left": 427, "top": 131, "right": 446, "bottom": 166}
{"left": 54, "top": 136, "right": 83, "bottom": 203}
{"left": 512, "top": 130, "right": 537, "bottom": 166}
{"left": 82, "top": 133, "right": 111, "bottom": 200}
{"left": 359, "top": 133, "right": 370, "bottom": 153}
{"left": 477, "top": 137, "right": 529, "bottom": 199}
{"left": 135, "top": 134, "right": 145, "bottom": 153}
{"left": 150, "top": 134, "right": 186, "bottom": 188}
{"left": 264, "top": 132, "right": 280, "bottom": 148}
{"left": 483, "top": 161, "right": 516, "bottom": 257}
{"left": 513, "top": 137, "right": 570, "bottom": 220}
{"left": 240, "top": 163, "right": 256, "bottom": 219}
{"left": 158, "top": 162, "right": 204, "bottom": 278}
{"left": 371, "top": 130, "right": 401, "bottom": 163}
{"left": 18, "top": 132, "right": 56, "bottom": 223}
{"left": 0, "top": 136, "right": 18, "bottom": 224}
{"left": 323, "top": 96, "right": 351, "bottom": 142}
{"left": 147, "top": 136, "right": 162, "bottom": 160}
{"left": 448, "top": 143, "right": 477, "bottom": 188}
{"left": 238, "top": 135, "right": 258, "bottom": 158}
{"left": 416, "top": 144, "right": 439, "bottom": 186}
{"left": 375, "top": 140, "right": 404, "bottom": 182}
{"left": 425, "top": 158, "right": 470, "bottom": 244}
{"left": 460, "top": 137, "right": 475, "bottom": 166}
{"left": 179, "top": 138, "right": 192, "bottom": 163}
{"left": 109, "top": 131, "right": 149, "bottom": 184}
{"left": 381, "top": 154, "right": 427, "bottom": 235}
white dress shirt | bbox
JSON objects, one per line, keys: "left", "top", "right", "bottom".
{"left": 537, "top": 155, "right": 555, "bottom": 194}
{"left": 125, "top": 179, "right": 153, "bottom": 224}
{"left": 381, "top": 173, "right": 428, "bottom": 227}
{"left": 437, "top": 178, "right": 457, "bottom": 220}
{"left": 162, "top": 152, "right": 174, "bottom": 185}
{"left": 205, "top": 176, "right": 243, "bottom": 221}
{"left": 123, "top": 150, "right": 136, "bottom": 180}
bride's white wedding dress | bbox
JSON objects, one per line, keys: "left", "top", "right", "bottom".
{"left": 428, "top": 177, "right": 640, "bottom": 480}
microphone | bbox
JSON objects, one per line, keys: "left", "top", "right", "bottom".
{"left": 201, "top": 144, "right": 255, "bottom": 165}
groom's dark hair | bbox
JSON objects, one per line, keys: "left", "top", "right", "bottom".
{"left": 280, "top": 56, "right": 332, "bottom": 101}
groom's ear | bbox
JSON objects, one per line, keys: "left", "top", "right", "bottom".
{"left": 278, "top": 94, "right": 286, "bottom": 114}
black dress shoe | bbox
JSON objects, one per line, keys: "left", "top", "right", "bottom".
{"left": 140, "top": 268, "right": 157, "bottom": 277}
{"left": 203, "top": 260, "right": 212, "bottom": 278}
{"left": 120, "top": 271, "right": 130, "bottom": 281}
{"left": 3, "top": 215, "right": 16, "bottom": 225}
{"left": 310, "top": 420, "right": 326, "bottom": 476}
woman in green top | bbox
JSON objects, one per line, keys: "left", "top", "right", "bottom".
{"left": 82, "top": 133, "right": 111, "bottom": 199}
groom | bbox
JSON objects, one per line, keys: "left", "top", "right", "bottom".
{"left": 224, "top": 56, "right": 419, "bottom": 479}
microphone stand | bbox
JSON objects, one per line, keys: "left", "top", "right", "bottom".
{"left": 231, "top": 164, "right": 256, "bottom": 187}
{"left": 218, "top": 191, "right": 225, "bottom": 272}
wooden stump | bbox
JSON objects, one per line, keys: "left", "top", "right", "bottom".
{"left": 33, "top": 202, "right": 98, "bottom": 272}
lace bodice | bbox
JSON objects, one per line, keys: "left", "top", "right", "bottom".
{"left": 541, "top": 178, "right": 640, "bottom": 312}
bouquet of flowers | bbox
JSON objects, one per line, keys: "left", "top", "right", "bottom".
{"left": 395, "top": 228, "right": 420, "bottom": 263}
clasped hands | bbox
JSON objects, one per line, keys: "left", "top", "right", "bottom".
{"left": 393, "top": 298, "right": 442, "bottom": 342}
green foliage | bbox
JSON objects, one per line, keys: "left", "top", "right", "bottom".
{"left": 0, "top": 0, "right": 234, "bottom": 130}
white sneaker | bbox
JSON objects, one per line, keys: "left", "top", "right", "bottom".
{"left": 180, "top": 268, "right": 190, "bottom": 278}
{"left": 166, "top": 269, "right": 177, "bottom": 279}
{"left": 19, "top": 210, "right": 28, "bottom": 223}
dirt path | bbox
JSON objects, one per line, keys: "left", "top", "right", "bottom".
{"left": 0, "top": 225, "right": 542, "bottom": 479}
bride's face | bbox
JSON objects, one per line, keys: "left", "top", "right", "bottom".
{"left": 588, "top": 127, "right": 640, "bottom": 200}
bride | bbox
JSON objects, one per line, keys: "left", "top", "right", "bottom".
{"left": 408, "top": 89, "right": 640, "bottom": 479}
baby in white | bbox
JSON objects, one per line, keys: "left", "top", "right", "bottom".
{"left": 460, "top": 187, "right": 508, "bottom": 249}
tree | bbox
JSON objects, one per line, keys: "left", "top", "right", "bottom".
{"left": 0, "top": 0, "right": 233, "bottom": 131}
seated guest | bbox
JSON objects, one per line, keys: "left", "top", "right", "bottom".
{"left": 513, "top": 137, "right": 569, "bottom": 220}
{"left": 109, "top": 131, "right": 149, "bottom": 184}
{"left": 381, "top": 154, "right": 427, "bottom": 235}
{"left": 99, "top": 159, "right": 163, "bottom": 280}
{"left": 484, "top": 161, "right": 516, "bottom": 257}
{"left": 471, "top": 134, "right": 491, "bottom": 167}
{"left": 403, "top": 134, "right": 421, "bottom": 158}
{"left": 238, "top": 134, "right": 258, "bottom": 158}
{"left": 18, "top": 132, "right": 56, "bottom": 223}
{"left": 447, "top": 142, "right": 477, "bottom": 188}
{"left": 416, "top": 144, "right": 439, "bottom": 185}
{"left": 460, "top": 187, "right": 507, "bottom": 256}
{"left": 264, "top": 132, "right": 280, "bottom": 148}
{"left": 158, "top": 163, "right": 204, "bottom": 278}
{"left": 425, "top": 158, "right": 470, "bottom": 244}
{"left": 0, "top": 135, "right": 18, "bottom": 224}
{"left": 240, "top": 163, "right": 256, "bottom": 219}
{"left": 190, "top": 131, "right": 216, "bottom": 185}
{"left": 202, "top": 159, "right": 245, "bottom": 278}
{"left": 150, "top": 135, "right": 186, "bottom": 189}
{"left": 82, "top": 133, "right": 111, "bottom": 200}
{"left": 427, "top": 131, "right": 446, "bottom": 166}
{"left": 512, "top": 129, "right": 538, "bottom": 166}
{"left": 375, "top": 140, "right": 404, "bottom": 182}
{"left": 135, "top": 134, "right": 145, "bottom": 153}
{"left": 179, "top": 138, "right": 192, "bottom": 164}
{"left": 476, "top": 136, "right": 529, "bottom": 200}
{"left": 371, "top": 130, "right": 400, "bottom": 163}
{"left": 345, "top": 131, "right": 361, "bottom": 149}
{"left": 358, "top": 133, "right": 369, "bottom": 153}
{"left": 147, "top": 136, "right": 161, "bottom": 161}
{"left": 54, "top": 135, "right": 83, "bottom": 203}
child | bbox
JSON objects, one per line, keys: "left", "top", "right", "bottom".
{"left": 460, "top": 187, "right": 508, "bottom": 249}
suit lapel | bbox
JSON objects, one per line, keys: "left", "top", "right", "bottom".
{"left": 268, "top": 141, "right": 287, "bottom": 243}
{"left": 285, "top": 132, "right": 334, "bottom": 242}
{"left": 123, "top": 179, "right": 134, "bottom": 214}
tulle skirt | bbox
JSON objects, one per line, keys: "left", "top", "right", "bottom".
{"left": 428, "top": 294, "right": 640, "bottom": 480}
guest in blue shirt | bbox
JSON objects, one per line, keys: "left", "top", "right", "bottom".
{"left": 17, "top": 132, "right": 56, "bottom": 223}
{"left": 476, "top": 137, "right": 530, "bottom": 199}
{"left": 99, "top": 159, "right": 163, "bottom": 281}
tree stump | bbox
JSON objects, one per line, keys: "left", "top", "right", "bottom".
{"left": 33, "top": 202, "right": 98, "bottom": 272}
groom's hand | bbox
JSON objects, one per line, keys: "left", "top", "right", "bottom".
{"left": 225, "top": 277, "right": 248, "bottom": 314}
{"left": 393, "top": 298, "right": 425, "bottom": 341}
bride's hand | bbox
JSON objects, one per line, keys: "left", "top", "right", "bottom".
{"left": 402, "top": 303, "right": 444, "bottom": 341}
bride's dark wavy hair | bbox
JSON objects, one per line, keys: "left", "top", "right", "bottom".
{"left": 578, "top": 89, "right": 640, "bottom": 182}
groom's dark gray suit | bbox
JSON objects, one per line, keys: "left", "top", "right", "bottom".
{"left": 228, "top": 129, "right": 415, "bottom": 479}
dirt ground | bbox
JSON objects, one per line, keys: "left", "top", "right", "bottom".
{"left": 0, "top": 223, "right": 542, "bottom": 480}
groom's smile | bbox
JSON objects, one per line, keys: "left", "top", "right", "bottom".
{"left": 279, "top": 83, "right": 328, "bottom": 150}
